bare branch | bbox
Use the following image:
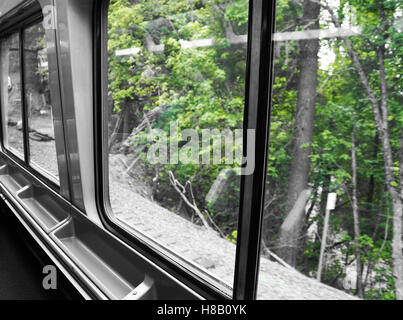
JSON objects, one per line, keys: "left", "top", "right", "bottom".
{"left": 204, "top": 210, "right": 226, "bottom": 238}
{"left": 169, "top": 171, "right": 210, "bottom": 229}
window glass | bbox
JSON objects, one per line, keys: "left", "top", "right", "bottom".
{"left": 23, "top": 22, "right": 59, "bottom": 181}
{"left": 258, "top": 0, "right": 402, "bottom": 299}
{"left": 106, "top": 0, "right": 249, "bottom": 290}
{"left": 1, "top": 32, "right": 25, "bottom": 159}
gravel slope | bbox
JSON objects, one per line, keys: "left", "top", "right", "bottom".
{"left": 109, "top": 155, "right": 357, "bottom": 300}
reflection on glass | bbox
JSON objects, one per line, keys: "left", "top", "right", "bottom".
{"left": 23, "top": 22, "right": 59, "bottom": 181}
{"left": 0, "top": 33, "right": 24, "bottom": 159}
{"left": 258, "top": 0, "right": 402, "bottom": 300}
{"left": 107, "top": 0, "right": 249, "bottom": 289}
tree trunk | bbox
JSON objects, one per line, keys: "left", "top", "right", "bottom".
{"left": 278, "top": 189, "right": 312, "bottom": 266}
{"left": 278, "top": 0, "right": 320, "bottom": 266}
{"left": 351, "top": 114, "right": 364, "bottom": 298}
{"left": 391, "top": 193, "right": 403, "bottom": 300}
{"left": 366, "top": 133, "right": 379, "bottom": 206}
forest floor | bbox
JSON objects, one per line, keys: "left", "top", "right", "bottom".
{"left": 109, "top": 153, "right": 358, "bottom": 300}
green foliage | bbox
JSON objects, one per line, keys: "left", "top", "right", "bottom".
{"left": 108, "top": 0, "right": 246, "bottom": 235}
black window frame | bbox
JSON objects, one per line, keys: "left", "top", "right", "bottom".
{"left": 93, "top": 0, "right": 276, "bottom": 300}
{"left": 0, "top": 8, "right": 61, "bottom": 194}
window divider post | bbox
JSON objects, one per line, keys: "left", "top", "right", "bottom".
{"left": 233, "top": 0, "right": 276, "bottom": 300}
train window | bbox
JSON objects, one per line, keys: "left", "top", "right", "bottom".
{"left": 0, "top": 32, "right": 25, "bottom": 159}
{"left": 257, "top": 0, "right": 402, "bottom": 299}
{"left": 23, "top": 21, "right": 59, "bottom": 180}
{"left": 105, "top": 0, "right": 249, "bottom": 291}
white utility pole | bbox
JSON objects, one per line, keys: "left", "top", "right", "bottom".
{"left": 317, "top": 192, "right": 337, "bottom": 281}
